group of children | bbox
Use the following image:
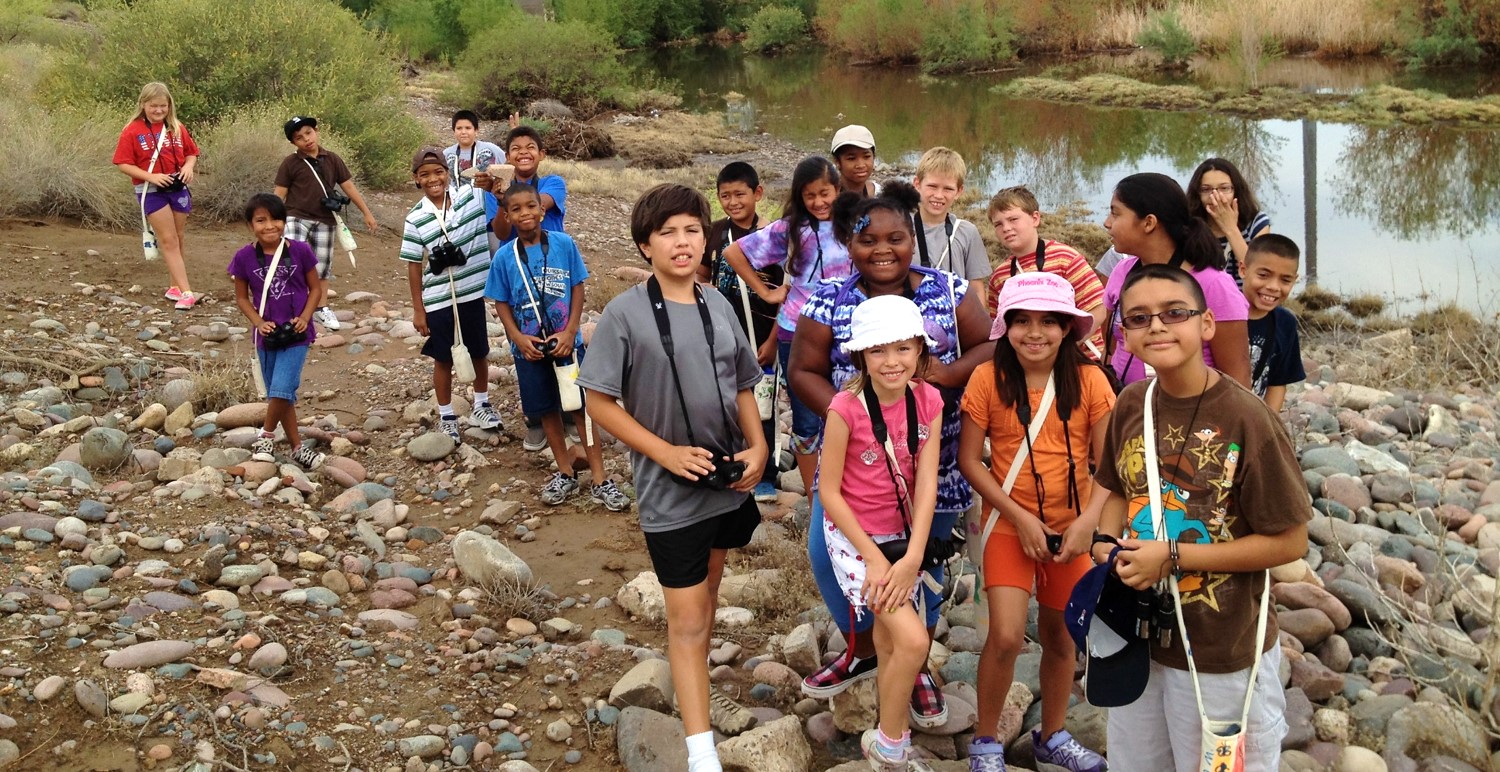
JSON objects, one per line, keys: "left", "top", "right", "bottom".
{"left": 168, "top": 87, "right": 1316, "bottom": 770}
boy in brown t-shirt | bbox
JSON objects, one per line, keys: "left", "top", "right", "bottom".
{"left": 1086, "top": 262, "right": 1310, "bottom": 771}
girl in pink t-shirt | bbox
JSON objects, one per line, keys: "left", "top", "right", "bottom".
{"left": 817, "top": 294, "right": 942, "bottom": 770}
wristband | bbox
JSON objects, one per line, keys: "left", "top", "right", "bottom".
{"left": 1169, "top": 539, "right": 1180, "bottom": 577}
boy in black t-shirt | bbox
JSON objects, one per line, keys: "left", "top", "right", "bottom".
{"left": 1240, "top": 234, "right": 1306, "bottom": 412}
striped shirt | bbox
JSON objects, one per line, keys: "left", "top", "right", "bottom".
{"left": 400, "top": 187, "right": 492, "bottom": 312}
{"left": 986, "top": 239, "right": 1107, "bottom": 352}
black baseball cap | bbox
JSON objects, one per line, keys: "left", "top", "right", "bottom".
{"left": 1066, "top": 545, "right": 1153, "bottom": 708}
{"left": 284, "top": 116, "right": 317, "bottom": 141}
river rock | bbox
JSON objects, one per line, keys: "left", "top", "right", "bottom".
{"left": 1322, "top": 474, "right": 1373, "bottom": 511}
{"left": 1339, "top": 745, "right": 1387, "bottom": 772}
{"left": 406, "top": 432, "right": 455, "bottom": 462}
{"left": 159, "top": 378, "right": 196, "bottom": 411}
{"left": 356, "top": 609, "right": 419, "bottom": 631}
{"left": 1384, "top": 703, "right": 1488, "bottom": 768}
{"left": 1326, "top": 579, "right": 1396, "bottom": 626}
{"left": 131, "top": 403, "right": 168, "bottom": 431}
{"left": 215, "top": 402, "right": 268, "bottom": 429}
{"left": 398, "top": 735, "right": 445, "bottom": 759}
{"left": 1326, "top": 383, "right": 1391, "bottom": 410}
{"left": 451, "top": 530, "right": 532, "bottom": 585}
{"left": 1279, "top": 608, "right": 1337, "bottom": 648}
{"left": 781, "top": 623, "right": 821, "bottom": 676}
{"left": 1301, "top": 446, "right": 1362, "bottom": 476}
{"left": 618, "top": 571, "right": 666, "bottom": 624}
{"left": 609, "top": 659, "right": 674, "bottom": 712}
{"left": 104, "top": 640, "right": 195, "bottom": 669}
{"left": 217, "top": 565, "right": 264, "bottom": 588}
{"left": 247, "top": 642, "right": 288, "bottom": 672}
{"left": 718, "top": 716, "right": 811, "bottom": 772}
{"left": 34, "top": 675, "right": 65, "bottom": 701}
{"left": 79, "top": 427, "right": 131, "bottom": 470}
{"left": 615, "top": 706, "right": 687, "bottom": 772}
{"left": 74, "top": 679, "right": 107, "bottom": 717}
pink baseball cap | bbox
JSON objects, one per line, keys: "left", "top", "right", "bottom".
{"left": 990, "top": 272, "right": 1094, "bottom": 341}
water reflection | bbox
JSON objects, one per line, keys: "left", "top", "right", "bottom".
{"left": 631, "top": 45, "right": 1498, "bottom": 312}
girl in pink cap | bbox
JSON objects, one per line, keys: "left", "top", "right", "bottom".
{"left": 957, "top": 272, "right": 1115, "bottom": 771}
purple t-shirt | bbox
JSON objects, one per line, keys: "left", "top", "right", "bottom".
{"left": 735, "top": 217, "right": 849, "bottom": 336}
{"left": 227, "top": 239, "right": 319, "bottom": 350}
{"left": 1103, "top": 256, "right": 1248, "bottom": 385}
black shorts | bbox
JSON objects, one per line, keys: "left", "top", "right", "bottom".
{"left": 421, "top": 299, "right": 491, "bottom": 364}
{"left": 644, "top": 496, "right": 761, "bottom": 589}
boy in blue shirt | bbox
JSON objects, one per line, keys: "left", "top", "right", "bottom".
{"left": 1240, "top": 234, "right": 1306, "bottom": 412}
{"left": 485, "top": 183, "right": 627, "bottom": 511}
{"left": 490, "top": 126, "right": 567, "bottom": 237}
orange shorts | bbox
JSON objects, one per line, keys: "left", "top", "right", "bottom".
{"left": 982, "top": 532, "right": 1091, "bottom": 611}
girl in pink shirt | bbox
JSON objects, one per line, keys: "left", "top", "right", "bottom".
{"left": 817, "top": 294, "right": 942, "bottom": 771}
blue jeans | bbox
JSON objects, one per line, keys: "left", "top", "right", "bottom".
{"left": 259, "top": 344, "right": 309, "bottom": 403}
{"left": 777, "top": 339, "right": 825, "bottom": 454}
{"left": 808, "top": 494, "right": 961, "bottom": 634}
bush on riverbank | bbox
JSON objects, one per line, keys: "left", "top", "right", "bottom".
{"left": 42, "top": 0, "right": 425, "bottom": 189}
{"left": 451, "top": 15, "right": 636, "bottom": 119}
{"left": 744, "top": 6, "right": 807, "bottom": 53}
{"left": 816, "top": 0, "right": 1015, "bottom": 71}
{"left": 367, "top": 0, "right": 522, "bottom": 63}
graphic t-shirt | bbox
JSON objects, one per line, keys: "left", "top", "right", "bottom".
{"left": 274, "top": 150, "right": 353, "bottom": 225}
{"left": 577, "top": 283, "right": 762, "bottom": 533}
{"left": 113, "top": 118, "right": 199, "bottom": 193}
{"left": 915, "top": 216, "right": 990, "bottom": 280}
{"left": 444, "top": 140, "right": 506, "bottom": 189}
{"left": 987, "top": 240, "right": 1108, "bottom": 352}
{"left": 1247, "top": 307, "right": 1305, "bottom": 398}
{"left": 827, "top": 382, "right": 943, "bottom": 536}
{"left": 801, "top": 267, "right": 972, "bottom": 514}
{"left": 961, "top": 362, "right": 1115, "bottom": 534}
{"left": 226, "top": 240, "right": 319, "bottom": 350}
{"left": 484, "top": 230, "right": 589, "bottom": 357}
{"left": 1094, "top": 375, "right": 1311, "bottom": 673}
{"left": 735, "top": 217, "right": 850, "bottom": 335}
{"left": 705, "top": 216, "right": 779, "bottom": 349}
{"left": 1102, "top": 256, "right": 1249, "bottom": 386}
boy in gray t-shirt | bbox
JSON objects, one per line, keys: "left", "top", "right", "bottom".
{"left": 578, "top": 183, "right": 767, "bottom": 772}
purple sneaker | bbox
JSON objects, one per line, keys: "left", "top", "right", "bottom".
{"left": 1032, "top": 728, "right": 1107, "bottom": 772}
{"left": 967, "top": 737, "right": 1007, "bottom": 771}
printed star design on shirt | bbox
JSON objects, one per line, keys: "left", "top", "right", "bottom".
{"left": 1189, "top": 435, "right": 1225, "bottom": 472}
{"left": 1161, "top": 424, "right": 1186, "bottom": 450}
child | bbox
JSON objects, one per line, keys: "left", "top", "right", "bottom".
{"left": 112, "top": 81, "right": 200, "bottom": 310}
{"left": 229, "top": 193, "right": 327, "bottom": 471}
{"left": 1241, "top": 234, "right": 1305, "bottom": 412}
{"left": 724, "top": 156, "right": 849, "bottom": 497}
{"left": 958, "top": 272, "right": 1113, "bottom": 771}
{"left": 485, "top": 183, "right": 629, "bottom": 511}
{"left": 1102, "top": 173, "right": 1251, "bottom": 388}
{"left": 985, "top": 185, "right": 1108, "bottom": 355}
{"left": 911, "top": 147, "right": 989, "bottom": 284}
{"left": 818, "top": 294, "right": 943, "bottom": 771}
{"left": 400, "top": 147, "right": 501, "bottom": 442}
{"left": 1186, "top": 158, "right": 1271, "bottom": 285}
{"left": 445, "top": 110, "right": 506, "bottom": 190}
{"left": 275, "top": 115, "right": 380, "bottom": 331}
{"left": 579, "top": 183, "right": 768, "bottom": 772}
{"left": 831, "top": 124, "right": 880, "bottom": 198}
{"left": 496, "top": 125, "right": 567, "bottom": 237}
{"left": 702, "top": 161, "right": 780, "bottom": 503}
{"left": 1089, "top": 263, "right": 1310, "bottom": 770}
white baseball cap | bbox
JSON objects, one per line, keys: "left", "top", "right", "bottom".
{"left": 841, "top": 295, "right": 933, "bottom": 354}
{"left": 831, "top": 125, "right": 876, "bottom": 153}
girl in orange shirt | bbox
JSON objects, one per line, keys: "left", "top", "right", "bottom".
{"left": 957, "top": 272, "right": 1114, "bottom": 771}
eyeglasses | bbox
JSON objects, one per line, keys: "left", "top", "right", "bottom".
{"left": 1120, "top": 308, "right": 1204, "bottom": 330}
{"left": 1199, "top": 184, "right": 1234, "bottom": 196}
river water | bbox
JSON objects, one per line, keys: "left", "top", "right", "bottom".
{"left": 630, "top": 45, "right": 1499, "bottom": 316}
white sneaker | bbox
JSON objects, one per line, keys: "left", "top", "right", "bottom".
{"left": 471, "top": 403, "right": 501, "bottom": 430}
{"left": 315, "top": 306, "right": 340, "bottom": 330}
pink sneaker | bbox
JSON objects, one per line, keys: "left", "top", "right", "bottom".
{"left": 164, "top": 286, "right": 183, "bottom": 301}
{"left": 174, "top": 292, "right": 199, "bottom": 311}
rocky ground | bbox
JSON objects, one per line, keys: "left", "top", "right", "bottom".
{"left": 1, "top": 142, "right": 1499, "bottom": 771}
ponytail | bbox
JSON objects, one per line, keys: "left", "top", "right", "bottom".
{"left": 1115, "top": 172, "right": 1225, "bottom": 271}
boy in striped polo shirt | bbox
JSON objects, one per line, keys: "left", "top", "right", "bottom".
{"left": 401, "top": 148, "right": 501, "bottom": 442}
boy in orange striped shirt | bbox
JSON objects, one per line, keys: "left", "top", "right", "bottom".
{"left": 985, "top": 186, "right": 1107, "bottom": 355}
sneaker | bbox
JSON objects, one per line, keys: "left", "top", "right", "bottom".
{"left": 753, "top": 480, "right": 778, "bottom": 503}
{"left": 471, "top": 403, "right": 501, "bottom": 430}
{"left": 522, "top": 425, "right": 547, "bottom": 452}
{"left": 801, "top": 653, "right": 878, "bottom": 699}
{"left": 440, "top": 416, "right": 461, "bottom": 443}
{"left": 164, "top": 286, "right": 183, "bottom": 301}
{"left": 540, "top": 472, "right": 579, "bottom": 505}
{"left": 909, "top": 672, "right": 948, "bottom": 729}
{"left": 1031, "top": 728, "right": 1107, "bottom": 772}
{"left": 591, "top": 480, "right": 631, "bottom": 512}
{"left": 860, "top": 730, "right": 934, "bottom": 772}
{"left": 315, "top": 306, "right": 341, "bottom": 330}
{"left": 250, "top": 435, "right": 275, "bottom": 462}
{"left": 967, "top": 737, "right": 1008, "bottom": 772}
{"left": 707, "top": 688, "right": 757, "bottom": 737}
{"left": 174, "top": 291, "right": 199, "bottom": 311}
{"left": 292, "top": 445, "right": 326, "bottom": 471}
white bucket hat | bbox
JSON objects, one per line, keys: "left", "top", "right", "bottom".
{"left": 841, "top": 295, "right": 933, "bottom": 354}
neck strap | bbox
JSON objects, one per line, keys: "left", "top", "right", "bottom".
{"left": 1011, "top": 238, "right": 1048, "bottom": 277}
{"left": 513, "top": 232, "right": 554, "bottom": 337}
{"left": 913, "top": 213, "right": 955, "bottom": 270}
{"left": 860, "top": 379, "right": 919, "bottom": 530}
{"left": 645, "top": 276, "right": 736, "bottom": 448}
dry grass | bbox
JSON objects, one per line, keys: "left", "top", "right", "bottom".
{"left": 1295, "top": 286, "right": 1344, "bottom": 312}
{"left": 187, "top": 354, "right": 258, "bottom": 414}
{"left": 1343, "top": 293, "right": 1387, "bottom": 319}
{"left": 0, "top": 95, "right": 138, "bottom": 230}
{"left": 541, "top": 159, "right": 707, "bottom": 201}
{"left": 1095, "top": 0, "right": 1397, "bottom": 56}
{"left": 604, "top": 111, "right": 756, "bottom": 170}
{"left": 1306, "top": 303, "right": 1500, "bottom": 390}
{"left": 732, "top": 523, "right": 822, "bottom": 630}
{"left": 475, "top": 575, "right": 552, "bottom": 622}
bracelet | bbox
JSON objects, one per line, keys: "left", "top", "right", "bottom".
{"left": 1169, "top": 539, "right": 1180, "bottom": 577}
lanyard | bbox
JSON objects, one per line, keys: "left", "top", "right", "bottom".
{"left": 1010, "top": 238, "right": 1048, "bottom": 277}
{"left": 644, "top": 276, "right": 737, "bottom": 447}
{"left": 913, "top": 214, "right": 955, "bottom": 270}
{"left": 808, "top": 221, "right": 826, "bottom": 279}
{"left": 514, "top": 232, "right": 553, "bottom": 336}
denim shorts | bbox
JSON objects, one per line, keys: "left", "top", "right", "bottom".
{"left": 142, "top": 188, "right": 192, "bottom": 215}
{"left": 258, "top": 344, "right": 309, "bottom": 403}
{"left": 777, "top": 340, "right": 823, "bottom": 455}
{"left": 515, "top": 347, "right": 586, "bottom": 419}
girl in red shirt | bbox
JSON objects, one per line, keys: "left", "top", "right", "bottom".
{"left": 113, "top": 82, "right": 200, "bottom": 310}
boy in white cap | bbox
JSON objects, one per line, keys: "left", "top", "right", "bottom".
{"left": 831, "top": 124, "right": 880, "bottom": 198}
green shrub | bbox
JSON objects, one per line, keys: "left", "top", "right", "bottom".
{"left": 744, "top": 5, "right": 806, "bottom": 53}
{"left": 551, "top": 0, "right": 705, "bottom": 47}
{"left": 918, "top": 1, "right": 1014, "bottom": 73}
{"left": 0, "top": 97, "right": 137, "bottom": 229}
{"left": 451, "top": 16, "right": 632, "bottom": 117}
{"left": 369, "top": 0, "right": 519, "bottom": 63}
{"left": 0, "top": 0, "right": 49, "bottom": 43}
{"left": 43, "top": 0, "right": 427, "bottom": 188}
{"left": 815, "top": 0, "right": 925, "bottom": 63}
{"left": 1403, "top": 0, "right": 1484, "bottom": 68}
{"left": 1138, "top": 6, "right": 1196, "bottom": 67}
